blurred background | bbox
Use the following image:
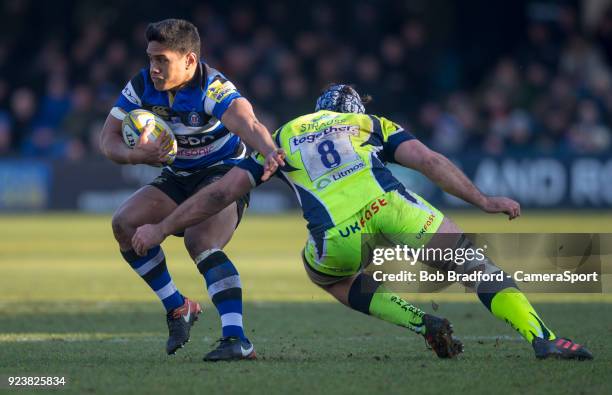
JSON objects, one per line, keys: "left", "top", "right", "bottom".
{"left": 0, "top": 0, "right": 611, "bottom": 212}
{"left": 1, "top": 2, "right": 611, "bottom": 391}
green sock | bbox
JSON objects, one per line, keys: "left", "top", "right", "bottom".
{"left": 477, "top": 271, "right": 556, "bottom": 343}
{"left": 348, "top": 273, "right": 426, "bottom": 334}
{"left": 489, "top": 288, "right": 556, "bottom": 343}
{"left": 369, "top": 287, "right": 426, "bottom": 333}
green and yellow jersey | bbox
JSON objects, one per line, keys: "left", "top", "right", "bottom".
{"left": 237, "top": 110, "right": 421, "bottom": 233}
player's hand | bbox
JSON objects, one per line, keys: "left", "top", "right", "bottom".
{"left": 128, "top": 121, "right": 172, "bottom": 165}
{"left": 132, "top": 223, "right": 166, "bottom": 256}
{"left": 262, "top": 148, "right": 286, "bottom": 181}
{"left": 481, "top": 196, "right": 521, "bottom": 220}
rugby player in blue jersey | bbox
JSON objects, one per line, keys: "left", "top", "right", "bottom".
{"left": 100, "top": 19, "right": 284, "bottom": 361}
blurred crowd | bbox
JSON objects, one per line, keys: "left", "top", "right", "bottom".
{"left": 0, "top": 0, "right": 611, "bottom": 160}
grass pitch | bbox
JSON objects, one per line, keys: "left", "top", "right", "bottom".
{"left": 1, "top": 211, "right": 611, "bottom": 394}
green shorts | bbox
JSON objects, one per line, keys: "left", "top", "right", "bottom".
{"left": 302, "top": 189, "right": 444, "bottom": 284}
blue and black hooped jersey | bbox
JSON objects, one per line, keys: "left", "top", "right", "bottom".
{"left": 111, "top": 62, "right": 246, "bottom": 173}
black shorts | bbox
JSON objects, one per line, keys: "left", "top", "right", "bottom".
{"left": 149, "top": 165, "right": 249, "bottom": 233}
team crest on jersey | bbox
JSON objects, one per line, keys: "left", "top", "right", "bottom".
{"left": 188, "top": 111, "right": 201, "bottom": 126}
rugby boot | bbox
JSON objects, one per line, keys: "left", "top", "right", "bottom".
{"left": 422, "top": 314, "right": 464, "bottom": 358}
{"left": 166, "top": 297, "right": 202, "bottom": 355}
{"left": 203, "top": 336, "right": 257, "bottom": 361}
{"left": 532, "top": 337, "right": 593, "bottom": 360}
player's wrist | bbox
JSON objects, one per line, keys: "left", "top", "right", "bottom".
{"left": 158, "top": 222, "right": 171, "bottom": 240}
{"left": 265, "top": 148, "right": 280, "bottom": 157}
{"left": 128, "top": 148, "right": 155, "bottom": 165}
{"left": 126, "top": 149, "right": 138, "bottom": 165}
{"left": 475, "top": 194, "right": 489, "bottom": 210}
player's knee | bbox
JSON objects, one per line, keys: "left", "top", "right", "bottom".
{"left": 451, "top": 234, "right": 509, "bottom": 291}
{"left": 306, "top": 272, "right": 327, "bottom": 288}
{"left": 184, "top": 237, "right": 216, "bottom": 260}
{"left": 184, "top": 239, "right": 200, "bottom": 259}
{"left": 454, "top": 235, "right": 499, "bottom": 272}
{"left": 111, "top": 210, "right": 134, "bottom": 244}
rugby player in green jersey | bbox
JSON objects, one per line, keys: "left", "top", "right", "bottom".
{"left": 132, "top": 84, "right": 593, "bottom": 360}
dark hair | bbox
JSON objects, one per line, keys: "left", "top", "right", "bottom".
{"left": 145, "top": 19, "right": 201, "bottom": 59}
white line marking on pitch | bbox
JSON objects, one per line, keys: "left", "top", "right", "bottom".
{"left": 0, "top": 334, "right": 522, "bottom": 343}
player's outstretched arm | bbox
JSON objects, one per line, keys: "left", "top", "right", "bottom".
{"left": 221, "top": 98, "right": 285, "bottom": 181}
{"left": 394, "top": 139, "right": 520, "bottom": 219}
{"left": 131, "top": 167, "right": 254, "bottom": 255}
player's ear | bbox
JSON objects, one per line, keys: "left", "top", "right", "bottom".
{"left": 186, "top": 52, "right": 198, "bottom": 69}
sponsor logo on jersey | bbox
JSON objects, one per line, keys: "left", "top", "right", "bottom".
{"left": 177, "top": 145, "right": 215, "bottom": 158}
{"left": 309, "top": 114, "right": 335, "bottom": 124}
{"left": 415, "top": 213, "right": 437, "bottom": 239}
{"left": 330, "top": 161, "right": 365, "bottom": 181}
{"left": 121, "top": 83, "right": 141, "bottom": 106}
{"left": 314, "top": 161, "right": 365, "bottom": 190}
{"left": 175, "top": 133, "right": 231, "bottom": 159}
{"left": 338, "top": 198, "right": 388, "bottom": 237}
{"left": 151, "top": 106, "right": 171, "bottom": 118}
{"left": 315, "top": 177, "right": 332, "bottom": 190}
{"left": 299, "top": 116, "right": 344, "bottom": 132}
{"left": 207, "top": 80, "right": 237, "bottom": 103}
{"left": 176, "top": 134, "right": 217, "bottom": 147}
{"left": 290, "top": 125, "right": 359, "bottom": 152}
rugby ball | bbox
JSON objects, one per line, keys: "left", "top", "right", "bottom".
{"left": 121, "top": 109, "right": 177, "bottom": 165}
